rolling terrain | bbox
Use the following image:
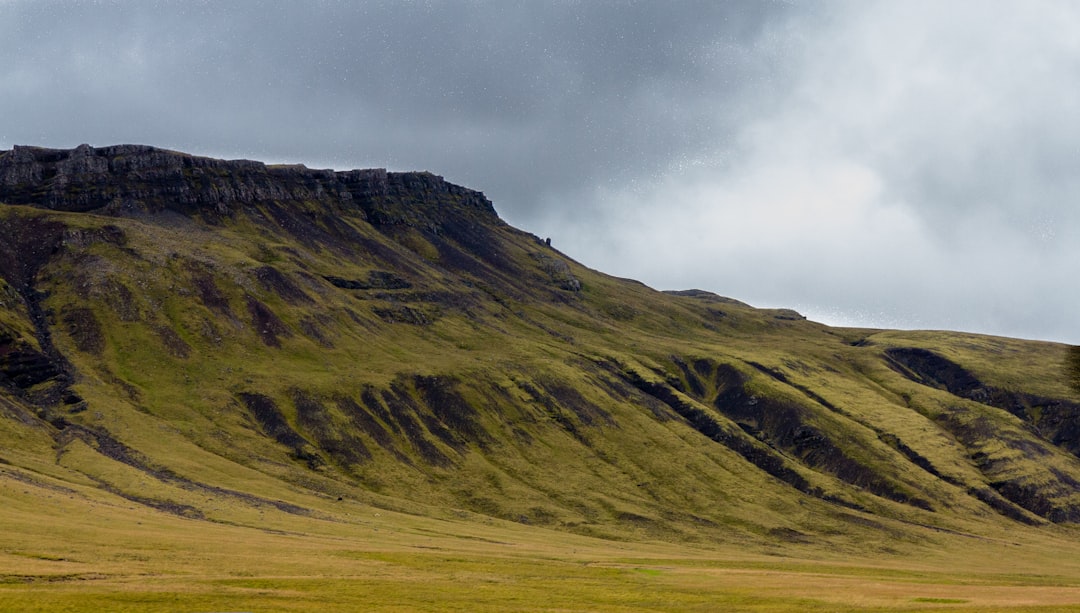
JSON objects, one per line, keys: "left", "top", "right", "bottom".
{"left": 1, "top": 144, "right": 1080, "bottom": 611}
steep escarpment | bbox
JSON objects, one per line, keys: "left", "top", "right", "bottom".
{"left": 0, "top": 143, "right": 493, "bottom": 219}
{"left": 0, "top": 144, "right": 1078, "bottom": 552}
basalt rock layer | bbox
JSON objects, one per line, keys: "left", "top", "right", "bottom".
{"left": 0, "top": 144, "right": 1078, "bottom": 550}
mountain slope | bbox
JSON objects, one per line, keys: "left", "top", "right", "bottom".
{"left": 1, "top": 143, "right": 1079, "bottom": 565}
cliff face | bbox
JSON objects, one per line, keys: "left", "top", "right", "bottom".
{"left": 0, "top": 143, "right": 496, "bottom": 227}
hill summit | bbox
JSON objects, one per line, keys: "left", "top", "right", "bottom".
{"left": 1, "top": 144, "right": 1079, "bottom": 562}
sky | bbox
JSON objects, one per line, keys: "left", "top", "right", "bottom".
{"left": 1, "top": 0, "right": 1078, "bottom": 344}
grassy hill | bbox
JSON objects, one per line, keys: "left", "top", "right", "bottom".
{"left": 1, "top": 144, "right": 1080, "bottom": 611}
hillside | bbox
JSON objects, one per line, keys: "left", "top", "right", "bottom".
{"left": 2, "top": 144, "right": 1080, "bottom": 611}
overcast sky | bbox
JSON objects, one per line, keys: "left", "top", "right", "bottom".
{"left": 2, "top": 1, "right": 1078, "bottom": 343}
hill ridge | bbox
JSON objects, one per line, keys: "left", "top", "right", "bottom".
{"left": 0, "top": 144, "right": 1078, "bottom": 563}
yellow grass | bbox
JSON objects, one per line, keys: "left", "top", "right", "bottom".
{"left": 4, "top": 465, "right": 1080, "bottom": 613}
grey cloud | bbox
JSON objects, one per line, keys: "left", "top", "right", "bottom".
{"left": 0, "top": 1, "right": 794, "bottom": 213}
{"left": 1, "top": 1, "right": 1077, "bottom": 343}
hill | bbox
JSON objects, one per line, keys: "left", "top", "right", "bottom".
{"left": 1, "top": 144, "right": 1080, "bottom": 611}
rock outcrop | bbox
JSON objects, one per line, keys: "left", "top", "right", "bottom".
{"left": 0, "top": 144, "right": 496, "bottom": 228}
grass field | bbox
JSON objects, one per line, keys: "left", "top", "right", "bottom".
{"left": 4, "top": 466, "right": 1080, "bottom": 613}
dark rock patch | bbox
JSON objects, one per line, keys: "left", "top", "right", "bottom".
{"left": 672, "top": 356, "right": 706, "bottom": 398}
{"left": 692, "top": 359, "right": 714, "bottom": 378}
{"left": 0, "top": 340, "right": 61, "bottom": 390}
{"left": 768, "top": 527, "right": 813, "bottom": 543}
{"left": 709, "top": 364, "right": 933, "bottom": 511}
{"left": 359, "top": 387, "right": 402, "bottom": 435}
{"left": 769, "top": 309, "right": 805, "bottom": 321}
{"left": 153, "top": 324, "right": 190, "bottom": 359}
{"left": 518, "top": 380, "right": 586, "bottom": 442}
{"left": 885, "top": 348, "right": 982, "bottom": 396}
{"left": 414, "top": 375, "right": 491, "bottom": 446}
{"left": 324, "top": 270, "right": 412, "bottom": 291}
{"left": 54, "top": 419, "right": 317, "bottom": 518}
{"left": 0, "top": 214, "right": 66, "bottom": 291}
{"left": 298, "top": 316, "right": 334, "bottom": 348}
{"left": 335, "top": 395, "right": 410, "bottom": 463}
{"left": 188, "top": 265, "right": 233, "bottom": 317}
{"left": 991, "top": 478, "right": 1080, "bottom": 524}
{"left": 103, "top": 488, "right": 205, "bottom": 520}
{"left": 254, "top": 265, "right": 312, "bottom": 305}
{"left": 663, "top": 289, "right": 750, "bottom": 306}
{"left": 966, "top": 486, "right": 1042, "bottom": 525}
{"left": 237, "top": 392, "right": 320, "bottom": 468}
{"left": 245, "top": 296, "right": 291, "bottom": 347}
{"left": 934, "top": 407, "right": 1080, "bottom": 522}
{"left": 100, "top": 279, "right": 140, "bottom": 322}
{"left": 887, "top": 347, "right": 1080, "bottom": 459}
{"left": 373, "top": 305, "right": 431, "bottom": 325}
{"left": 588, "top": 364, "right": 674, "bottom": 422}
{"left": 618, "top": 366, "right": 816, "bottom": 496}
{"left": 744, "top": 361, "right": 843, "bottom": 414}
{"left": 60, "top": 224, "right": 127, "bottom": 249}
{"left": 535, "top": 377, "right": 614, "bottom": 427}
{"left": 58, "top": 307, "right": 102, "bottom": 355}
{"left": 380, "top": 386, "right": 453, "bottom": 467}
{"left": 291, "top": 389, "right": 371, "bottom": 466}
{"left": 876, "top": 432, "right": 949, "bottom": 481}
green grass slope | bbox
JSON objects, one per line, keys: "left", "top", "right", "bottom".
{"left": 1, "top": 144, "right": 1079, "bottom": 610}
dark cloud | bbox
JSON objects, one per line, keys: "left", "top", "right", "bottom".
{"left": 1, "top": 1, "right": 1077, "bottom": 343}
{"left": 0, "top": 1, "right": 789, "bottom": 198}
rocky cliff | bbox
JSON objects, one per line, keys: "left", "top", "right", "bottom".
{"left": 0, "top": 143, "right": 496, "bottom": 227}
